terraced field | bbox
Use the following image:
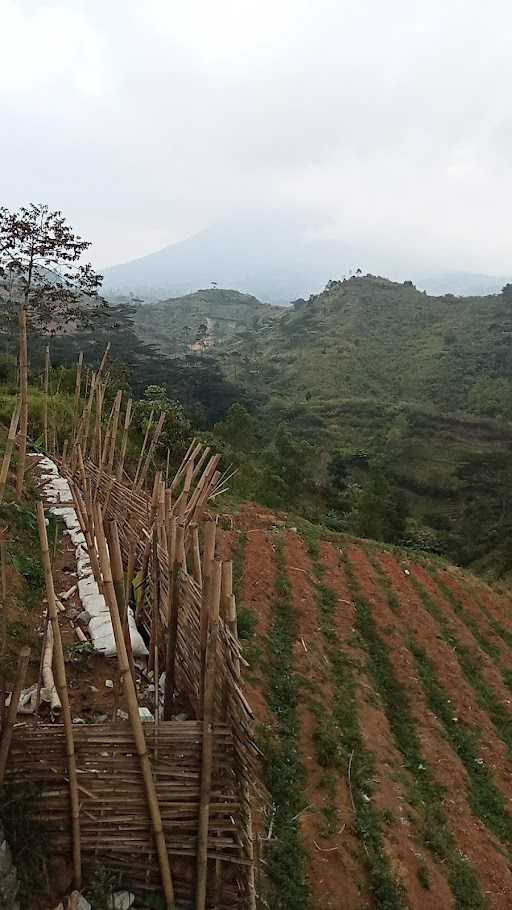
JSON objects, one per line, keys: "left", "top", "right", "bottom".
{"left": 219, "top": 506, "right": 512, "bottom": 910}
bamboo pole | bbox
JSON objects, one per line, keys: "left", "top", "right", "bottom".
{"left": 36, "top": 502, "right": 81, "bottom": 889}
{"left": 221, "top": 560, "right": 232, "bottom": 622}
{"left": 191, "top": 524, "right": 202, "bottom": 588}
{"left": 93, "top": 380, "right": 105, "bottom": 465}
{"left": 72, "top": 351, "right": 84, "bottom": 439}
{"left": 0, "top": 542, "right": 6, "bottom": 730}
{"left": 0, "top": 645, "right": 31, "bottom": 785}
{"left": 138, "top": 411, "right": 166, "bottom": 490}
{"left": 117, "top": 398, "right": 133, "bottom": 481}
{"left": 107, "top": 389, "right": 123, "bottom": 474}
{"left": 195, "top": 559, "right": 222, "bottom": 910}
{"left": 0, "top": 401, "right": 20, "bottom": 502}
{"left": 43, "top": 345, "right": 50, "bottom": 452}
{"left": 133, "top": 409, "right": 154, "bottom": 488}
{"left": 15, "top": 305, "right": 28, "bottom": 500}
{"left": 163, "top": 524, "right": 184, "bottom": 720}
{"left": 200, "top": 522, "right": 216, "bottom": 715}
{"left": 94, "top": 506, "right": 175, "bottom": 910}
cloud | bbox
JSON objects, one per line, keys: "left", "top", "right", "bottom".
{"left": 0, "top": 0, "right": 511, "bottom": 275}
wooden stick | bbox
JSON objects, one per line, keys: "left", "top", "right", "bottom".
{"left": 0, "top": 542, "right": 6, "bottom": 729}
{"left": 138, "top": 411, "right": 166, "bottom": 490}
{"left": 72, "top": 351, "right": 84, "bottom": 439}
{"left": 195, "top": 559, "right": 222, "bottom": 910}
{"left": 117, "top": 398, "right": 133, "bottom": 481}
{"left": 0, "top": 645, "right": 31, "bottom": 785}
{"left": 163, "top": 524, "right": 184, "bottom": 720}
{"left": 191, "top": 524, "right": 202, "bottom": 588}
{"left": 107, "top": 389, "right": 123, "bottom": 474}
{"left": 43, "top": 344, "right": 50, "bottom": 452}
{"left": 36, "top": 502, "right": 81, "bottom": 889}
{"left": 94, "top": 506, "right": 175, "bottom": 909}
{"left": 134, "top": 409, "right": 154, "bottom": 488}
{"left": 0, "top": 401, "right": 20, "bottom": 502}
{"left": 200, "top": 522, "right": 216, "bottom": 715}
{"left": 15, "top": 304, "right": 28, "bottom": 499}
{"left": 221, "top": 560, "right": 233, "bottom": 622}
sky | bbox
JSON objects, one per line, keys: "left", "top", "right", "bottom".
{"left": 1, "top": 0, "right": 511, "bottom": 276}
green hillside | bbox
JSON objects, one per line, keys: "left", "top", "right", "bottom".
{"left": 209, "top": 276, "right": 512, "bottom": 579}
{"left": 128, "top": 288, "right": 283, "bottom": 356}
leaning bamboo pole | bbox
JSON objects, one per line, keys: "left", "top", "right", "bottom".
{"left": 163, "top": 524, "right": 184, "bottom": 720}
{"left": 36, "top": 502, "right": 81, "bottom": 889}
{"left": 15, "top": 304, "right": 28, "bottom": 500}
{"left": 0, "top": 645, "right": 31, "bottom": 785}
{"left": 72, "top": 351, "right": 84, "bottom": 440}
{"left": 106, "top": 389, "right": 123, "bottom": 474}
{"left": 200, "top": 522, "right": 216, "bottom": 715}
{"left": 138, "top": 411, "right": 166, "bottom": 490}
{"left": 0, "top": 541, "right": 7, "bottom": 729}
{"left": 116, "top": 398, "right": 133, "bottom": 481}
{"left": 133, "top": 409, "right": 154, "bottom": 487}
{"left": 195, "top": 559, "right": 222, "bottom": 910}
{"left": 94, "top": 506, "right": 175, "bottom": 910}
{"left": 43, "top": 345, "right": 50, "bottom": 452}
{"left": 0, "top": 401, "right": 20, "bottom": 502}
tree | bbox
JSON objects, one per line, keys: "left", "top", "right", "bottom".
{"left": 0, "top": 204, "right": 103, "bottom": 496}
{"left": 214, "top": 402, "right": 256, "bottom": 451}
{"left": 136, "top": 385, "right": 192, "bottom": 459}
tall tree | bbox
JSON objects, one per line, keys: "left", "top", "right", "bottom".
{"left": 0, "top": 204, "right": 104, "bottom": 496}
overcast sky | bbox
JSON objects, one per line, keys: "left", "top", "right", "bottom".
{"left": 1, "top": 0, "right": 511, "bottom": 275}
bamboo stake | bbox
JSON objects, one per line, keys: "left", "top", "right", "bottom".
{"left": 134, "top": 409, "right": 154, "bottom": 488}
{"left": 0, "top": 542, "right": 6, "bottom": 729}
{"left": 72, "top": 351, "right": 84, "bottom": 438}
{"left": 221, "top": 561, "right": 232, "bottom": 622}
{"left": 15, "top": 305, "right": 28, "bottom": 500}
{"left": 0, "top": 645, "right": 31, "bottom": 785}
{"left": 200, "top": 522, "right": 216, "bottom": 715}
{"left": 93, "top": 380, "right": 105, "bottom": 465}
{"left": 94, "top": 506, "right": 175, "bottom": 909}
{"left": 117, "top": 398, "right": 133, "bottom": 481}
{"left": 163, "top": 524, "right": 184, "bottom": 720}
{"left": 36, "top": 502, "right": 81, "bottom": 889}
{"left": 195, "top": 559, "right": 222, "bottom": 910}
{"left": 191, "top": 524, "right": 202, "bottom": 588}
{"left": 43, "top": 345, "right": 50, "bottom": 452}
{"left": 107, "top": 389, "right": 123, "bottom": 474}
{"left": 0, "top": 401, "right": 20, "bottom": 502}
{"left": 138, "top": 411, "right": 166, "bottom": 490}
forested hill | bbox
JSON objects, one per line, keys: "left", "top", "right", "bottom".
{"left": 228, "top": 274, "right": 512, "bottom": 419}
{"left": 113, "top": 288, "right": 283, "bottom": 357}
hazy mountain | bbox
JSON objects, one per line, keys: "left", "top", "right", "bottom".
{"left": 102, "top": 216, "right": 510, "bottom": 304}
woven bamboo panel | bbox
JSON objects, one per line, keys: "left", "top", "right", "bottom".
{"left": 7, "top": 722, "right": 248, "bottom": 906}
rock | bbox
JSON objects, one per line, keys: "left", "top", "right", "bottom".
{"left": 77, "top": 611, "right": 91, "bottom": 626}
{"left": 66, "top": 608, "right": 79, "bottom": 621}
{"left": 105, "top": 679, "right": 114, "bottom": 689}
{"left": 69, "top": 892, "right": 92, "bottom": 910}
{"left": 107, "top": 892, "right": 135, "bottom": 910}
{"left": 116, "top": 709, "right": 129, "bottom": 721}
{"left": 0, "top": 839, "right": 12, "bottom": 876}
{"left": 173, "top": 712, "right": 189, "bottom": 721}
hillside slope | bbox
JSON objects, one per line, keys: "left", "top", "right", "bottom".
{"left": 222, "top": 506, "right": 512, "bottom": 909}
{"left": 127, "top": 287, "right": 283, "bottom": 356}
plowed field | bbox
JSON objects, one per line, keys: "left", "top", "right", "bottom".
{"left": 220, "top": 506, "right": 512, "bottom": 910}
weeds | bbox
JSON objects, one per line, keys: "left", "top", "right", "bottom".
{"left": 260, "top": 534, "right": 311, "bottom": 910}
{"left": 409, "top": 573, "right": 512, "bottom": 757}
{"left": 341, "top": 552, "right": 486, "bottom": 909}
{"left": 303, "top": 539, "right": 406, "bottom": 909}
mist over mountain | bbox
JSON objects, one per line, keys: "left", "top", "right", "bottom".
{"left": 102, "top": 217, "right": 510, "bottom": 303}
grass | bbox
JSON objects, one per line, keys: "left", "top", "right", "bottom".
{"left": 260, "top": 534, "right": 311, "bottom": 910}
{"left": 340, "top": 552, "right": 485, "bottom": 909}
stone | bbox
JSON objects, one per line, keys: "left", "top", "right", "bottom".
{"left": 116, "top": 709, "right": 129, "bottom": 721}
{"left": 105, "top": 679, "right": 114, "bottom": 689}
{"left": 107, "top": 892, "right": 135, "bottom": 910}
{"left": 69, "top": 892, "right": 92, "bottom": 910}
{"left": 77, "top": 611, "right": 91, "bottom": 626}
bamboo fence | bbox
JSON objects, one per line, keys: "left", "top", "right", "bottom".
{"left": 2, "top": 375, "right": 259, "bottom": 908}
